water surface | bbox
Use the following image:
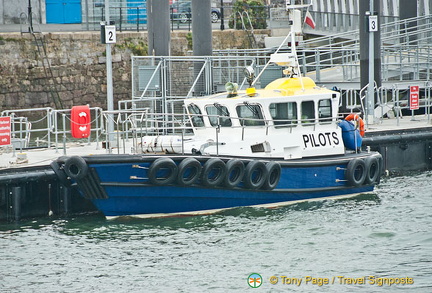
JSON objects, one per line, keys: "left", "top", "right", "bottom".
{"left": 1, "top": 172, "right": 431, "bottom": 292}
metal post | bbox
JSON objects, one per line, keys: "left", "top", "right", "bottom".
{"left": 366, "top": 0, "right": 375, "bottom": 126}
{"left": 220, "top": 0, "right": 224, "bottom": 30}
{"left": 105, "top": 0, "right": 114, "bottom": 150}
{"left": 28, "top": 0, "right": 33, "bottom": 33}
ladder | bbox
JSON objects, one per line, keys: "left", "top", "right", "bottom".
{"left": 31, "top": 32, "right": 64, "bottom": 109}
{"left": 237, "top": 11, "right": 257, "bottom": 49}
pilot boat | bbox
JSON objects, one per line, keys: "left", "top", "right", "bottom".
{"left": 53, "top": 25, "right": 382, "bottom": 219}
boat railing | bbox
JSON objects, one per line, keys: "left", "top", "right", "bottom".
{"left": 93, "top": 107, "right": 344, "bottom": 155}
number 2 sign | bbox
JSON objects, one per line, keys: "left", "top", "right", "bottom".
{"left": 104, "top": 25, "right": 116, "bottom": 44}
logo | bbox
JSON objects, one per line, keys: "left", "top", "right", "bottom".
{"left": 248, "top": 273, "right": 263, "bottom": 288}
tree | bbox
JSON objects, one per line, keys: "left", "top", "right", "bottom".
{"left": 229, "top": 0, "right": 268, "bottom": 30}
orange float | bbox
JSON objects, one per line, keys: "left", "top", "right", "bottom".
{"left": 345, "top": 113, "right": 365, "bottom": 137}
{"left": 71, "top": 105, "right": 91, "bottom": 138}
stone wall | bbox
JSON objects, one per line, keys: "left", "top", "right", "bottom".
{"left": 0, "top": 29, "right": 270, "bottom": 111}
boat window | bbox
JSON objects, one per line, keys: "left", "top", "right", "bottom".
{"left": 236, "top": 103, "right": 265, "bottom": 126}
{"left": 187, "top": 104, "right": 205, "bottom": 127}
{"left": 301, "top": 101, "right": 315, "bottom": 124}
{"left": 318, "top": 99, "right": 332, "bottom": 122}
{"left": 205, "top": 104, "right": 232, "bottom": 127}
{"left": 269, "top": 102, "right": 297, "bottom": 126}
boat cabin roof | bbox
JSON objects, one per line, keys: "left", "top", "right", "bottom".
{"left": 186, "top": 77, "right": 336, "bottom": 103}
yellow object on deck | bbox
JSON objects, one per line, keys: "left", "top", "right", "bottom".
{"left": 265, "top": 77, "right": 316, "bottom": 96}
{"left": 246, "top": 87, "right": 257, "bottom": 96}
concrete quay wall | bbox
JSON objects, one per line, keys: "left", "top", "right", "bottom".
{"left": 0, "top": 29, "right": 270, "bottom": 110}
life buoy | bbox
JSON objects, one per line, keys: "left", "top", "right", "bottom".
{"left": 64, "top": 156, "right": 88, "bottom": 180}
{"left": 223, "top": 159, "right": 245, "bottom": 188}
{"left": 345, "top": 158, "right": 366, "bottom": 186}
{"left": 177, "top": 157, "right": 202, "bottom": 186}
{"left": 71, "top": 105, "right": 91, "bottom": 138}
{"left": 148, "top": 157, "right": 178, "bottom": 185}
{"left": 364, "top": 156, "right": 380, "bottom": 184}
{"left": 345, "top": 113, "right": 365, "bottom": 137}
{"left": 261, "top": 161, "right": 281, "bottom": 190}
{"left": 201, "top": 158, "right": 227, "bottom": 187}
{"left": 243, "top": 160, "right": 268, "bottom": 189}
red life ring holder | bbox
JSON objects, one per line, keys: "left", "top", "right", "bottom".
{"left": 71, "top": 105, "right": 91, "bottom": 138}
{"left": 345, "top": 113, "right": 365, "bottom": 137}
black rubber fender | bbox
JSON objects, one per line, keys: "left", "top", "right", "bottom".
{"left": 243, "top": 160, "right": 268, "bottom": 189}
{"left": 64, "top": 156, "right": 88, "bottom": 181}
{"left": 223, "top": 159, "right": 245, "bottom": 188}
{"left": 201, "top": 158, "right": 227, "bottom": 187}
{"left": 261, "top": 161, "right": 281, "bottom": 190}
{"left": 177, "top": 157, "right": 202, "bottom": 186}
{"left": 50, "top": 161, "right": 71, "bottom": 187}
{"left": 346, "top": 158, "right": 367, "bottom": 186}
{"left": 148, "top": 157, "right": 178, "bottom": 185}
{"left": 364, "top": 156, "right": 380, "bottom": 185}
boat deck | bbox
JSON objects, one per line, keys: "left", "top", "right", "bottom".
{"left": 0, "top": 114, "right": 430, "bottom": 171}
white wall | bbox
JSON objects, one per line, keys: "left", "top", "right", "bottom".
{"left": 1, "top": 0, "right": 45, "bottom": 24}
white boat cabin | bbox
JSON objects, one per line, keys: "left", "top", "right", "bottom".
{"left": 183, "top": 76, "right": 346, "bottom": 159}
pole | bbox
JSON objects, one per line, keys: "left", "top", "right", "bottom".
{"left": 220, "top": 0, "right": 224, "bottom": 30}
{"left": 366, "top": 0, "right": 375, "bottom": 126}
{"left": 105, "top": 0, "right": 114, "bottom": 150}
{"left": 28, "top": 0, "right": 34, "bottom": 33}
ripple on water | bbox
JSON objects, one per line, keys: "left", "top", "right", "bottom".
{"left": 0, "top": 172, "right": 431, "bottom": 292}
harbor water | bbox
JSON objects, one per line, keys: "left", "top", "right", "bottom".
{"left": 1, "top": 172, "right": 431, "bottom": 292}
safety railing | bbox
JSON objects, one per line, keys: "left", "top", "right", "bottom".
{"left": 1, "top": 107, "right": 104, "bottom": 155}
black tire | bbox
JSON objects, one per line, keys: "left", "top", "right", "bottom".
{"left": 64, "top": 156, "right": 88, "bottom": 180}
{"left": 148, "top": 157, "right": 178, "bottom": 185}
{"left": 261, "top": 161, "right": 281, "bottom": 190}
{"left": 50, "top": 161, "right": 71, "bottom": 187}
{"left": 243, "top": 160, "right": 268, "bottom": 189}
{"left": 180, "top": 13, "right": 188, "bottom": 23}
{"left": 364, "top": 156, "right": 380, "bottom": 184}
{"left": 223, "top": 159, "right": 245, "bottom": 188}
{"left": 346, "top": 159, "right": 367, "bottom": 186}
{"left": 211, "top": 11, "right": 219, "bottom": 23}
{"left": 201, "top": 158, "right": 227, "bottom": 187}
{"left": 177, "top": 157, "right": 202, "bottom": 186}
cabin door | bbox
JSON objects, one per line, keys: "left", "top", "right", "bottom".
{"left": 46, "top": 0, "right": 82, "bottom": 24}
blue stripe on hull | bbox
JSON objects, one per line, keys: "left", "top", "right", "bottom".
{"left": 92, "top": 185, "right": 373, "bottom": 217}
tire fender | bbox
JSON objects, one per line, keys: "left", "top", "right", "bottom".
{"left": 261, "top": 161, "right": 281, "bottom": 190}
{"left": 64, "top": 156, "right": 88, "bottom": 180}
{"left": 364, "top": 156, "right": 380, "bottom": 184}
{"left": 243, "top": 160, "right": 268, "bottom": 189}
{"left": 346, "top": 158, "right": 366, "bottom": 186}
{"left": 148, "top": 157, "right": 178, "bottom": 185}
{"left": 223, "top": 159, "right": 245, "bottom": 188}
{"left": 201, "top": 158, "right": 227, "bottom": 187}
{"left": 177, "top": 157, "right": 202, "bottom": 186}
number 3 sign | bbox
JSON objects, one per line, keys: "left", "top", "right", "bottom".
{"left": 368, "top": 15, "right": 378, "bottom": 32}
{"left": 104, "top": 25, "right": 116, "bottom": 44}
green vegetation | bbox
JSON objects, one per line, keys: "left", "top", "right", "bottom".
{"left": 186, "top": 32, "right": 193, "bottom": 50}
{"left": 229, "top": 0, "right": 267, "bottom": 30}
{"left": 115, "top": 38, "right": 148, "bottom": 56}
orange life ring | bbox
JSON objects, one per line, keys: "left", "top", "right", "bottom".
{"left": 71, "top": 105, "right": 91, "bottom": 138}
{"left": 345, "top": 113, "right": 365, "bottom": 137}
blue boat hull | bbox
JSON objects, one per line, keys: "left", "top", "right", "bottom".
{"left": 54, "top": 153, "right": 382, "bottom": 218}
{"left": 94, "top": 184, "right": 373, "bottom": 217}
